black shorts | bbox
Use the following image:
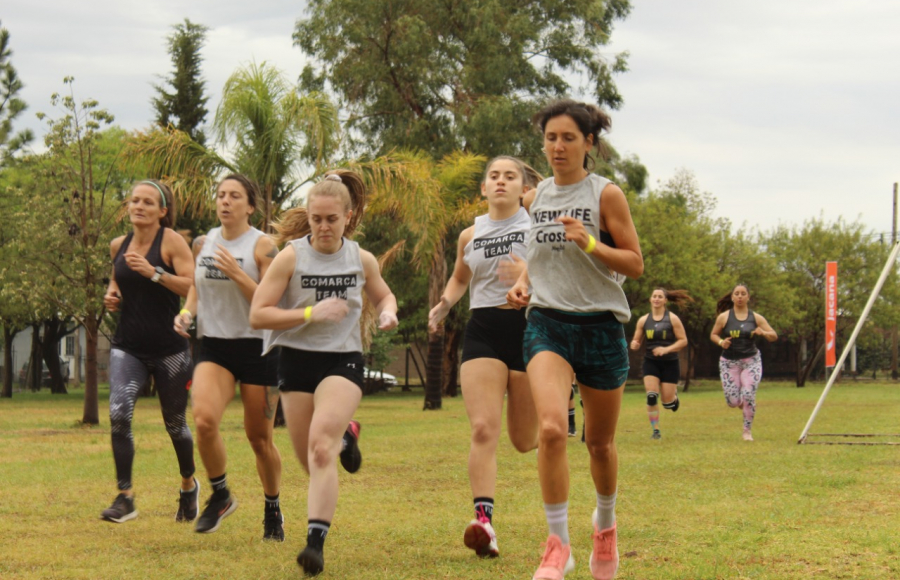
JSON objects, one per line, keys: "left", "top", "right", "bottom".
{"left": 461, "top": 307, "right": 527, "bottom": 372}
{"left": 642, "top": 357, "right": 680, "bottom": 384}
{"left": 277, "top": 347, "right": 365, "bottom": 394}
{"left": 198, "top": 337, "right": 278, "bottom": 386}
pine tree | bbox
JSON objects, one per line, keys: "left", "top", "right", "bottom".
{"left": 152, "top": 19, "right": 210, "bottom": 145}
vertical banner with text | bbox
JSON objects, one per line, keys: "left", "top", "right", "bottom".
{"left": 825, "top": 261, "right": 838, "bottom": 367}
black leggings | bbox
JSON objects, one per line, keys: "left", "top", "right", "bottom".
{"left": 109, "top": 348, "right": 195, "bottom": 490}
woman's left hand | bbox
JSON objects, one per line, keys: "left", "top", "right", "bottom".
{"left": 123, "top": 252, "right": 155, "bottom": 278}
{"left": 651, "top": 347, "right": 668, "bottom": 357}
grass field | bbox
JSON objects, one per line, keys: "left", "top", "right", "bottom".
{"left": 1, "top": 380, "right": 898, "bottom": 579}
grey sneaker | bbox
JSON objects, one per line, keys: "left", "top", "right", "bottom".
{"left": 101, "top": 493, "right": 138, "bottom": 523}
{"left": 176, "top": 478, "right": 200, "bottom": 522}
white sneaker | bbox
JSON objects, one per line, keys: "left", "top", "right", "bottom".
{"left": 464, "top": 518, "right": 499, "bottom": 557}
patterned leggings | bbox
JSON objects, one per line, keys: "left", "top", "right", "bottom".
{"left": 109, "top": 348, "right": 195, "bottom": 490}
{"left": 718, "top": 352, "right": 762, "bottom": 431}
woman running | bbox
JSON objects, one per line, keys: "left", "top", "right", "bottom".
{"left": 428, "top": 156, "right": 539, "bottom": 559}
{"left": 101, "top": 180, "right": 197, "bottom": 523}
{"left": 249, "top": 171, "right": 398, "bottom": 576}
{"left": 508, "top": 99, "right": 643, "bottom": 580}
{"left": 629, "top": 288, "right": 690, "bottom": 440}
{"left": 173, "top": 174, "right": 284, "bottom": 539}
{"left": 710, "top": 284, "right": 777, "bottom": 441}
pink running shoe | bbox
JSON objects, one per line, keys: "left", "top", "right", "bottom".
{"left": 589, "top": 509, "right": 619, "bottom": 580}
{"left": 533, "top": 534, "right": 575, "bottom": 580}
{"left": 464, "top": 518, "right": 499, "bottom": 557}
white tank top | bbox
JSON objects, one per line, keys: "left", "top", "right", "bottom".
{"left": 526, "top": 174, "right": 631, "bottom": 322}
{"left": 463, "top": 207, "right": 530, "bottom": 309}
{"left": 195, "top": 226, "right": 266, "bottom": 339}
{"left": 263, "top": 236, "right": 366, "bottom": 354}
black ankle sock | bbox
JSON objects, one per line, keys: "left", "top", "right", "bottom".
{"left": 307, "top": 519, "right": 331, "bottom": 551}
{"left": 210, "top": 474, "right": 228, "bottom": 496}
{"left": 474, "top": 497, "right": 494, "bottom": 523}
{"left": 265, "top": 493, "right": 280, "bottom": 512}
{"left": 568, "top": 408, "right": 576, "bottom": 428}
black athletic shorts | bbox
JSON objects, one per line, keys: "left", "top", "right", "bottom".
{"left": 277, "top": 347, "right": 365, "bottom": 393}
{"left": 198, "top": 337, "right": 278, "bottom": 386}
{"left": 642, "top": 357, "right": 680, "bottom": 384}
{"left": 461, "top": 307, "right": 527, "bottom": 372}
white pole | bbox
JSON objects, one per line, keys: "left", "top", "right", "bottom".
{"left": 798, "top": 240, "right": 900, "bottom": 443}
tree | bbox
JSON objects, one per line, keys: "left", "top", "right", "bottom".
{"left": 293, "top": 0, "right": 631, "bottom": 160}
{"left": 130, "top": 61, "right": 340, "bottom": 230}
{"left": 152, "top": 19, "right": 210, "bottom": 145}
{"left": 10, "top": 80, "right": 130, "bottom": 422}
{"left": 764, "top": 217, "right": 900, "bottom": 386}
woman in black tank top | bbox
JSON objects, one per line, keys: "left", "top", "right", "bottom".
{"left": 629, "top": 288, "right": 690, "bottom": 440}
{"left": 710, "top": 284, "right": 778, "bottom": 442}
{"left": 99, "top": 180, "right": 197, "bottom": 524}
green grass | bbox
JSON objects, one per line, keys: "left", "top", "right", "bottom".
{"left": 1, "top": 380, "right": 898, "bottom": 579}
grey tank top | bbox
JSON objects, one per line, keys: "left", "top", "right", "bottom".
{"left": 195, "top": 226, "right": 266, "bottom": 340}
{"left": 263, "top": 236, "right": 365, "bottom": 354}
{"left": 463, "top": 207, "right": 530, "bottom": 309}
{"left": 526, "top": 174, "right": 631, "bottom": 322}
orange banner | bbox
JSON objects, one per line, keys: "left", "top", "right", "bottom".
{"left": 825, "top": 261, "right": 837, "bottom": 367}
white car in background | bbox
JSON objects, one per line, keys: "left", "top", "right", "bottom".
{"left": 363, "top": 367, "right": 398, "bottom": 387}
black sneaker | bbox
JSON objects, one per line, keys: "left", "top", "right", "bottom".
{"left": 194, "top": 491, "right": 238, "bottom": 533}
{"left": 664, "top": 397, "right": 680, "bottom": 412}
{"left": 652, "top": 429, "right": 662, "bottom": 440}
{"left": 297, "top": 545, "right": 325, "bottom": 576}
{"left": 176, "top": 478, "right": 200, "bottom": 522}
{"left": 101, "top": 493, "right": 138, "bottom": 523}
{"left": 339, "top": 420, "right": 362, "bottom": 473}
{"left": 263, "top": 508, "right": 285, "bottom": 542}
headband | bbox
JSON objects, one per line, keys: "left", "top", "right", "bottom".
{"left": 140, "top": 180, "right": 168, "bottom": 209}
{"left": 324, "top": 174, "right": 342, "bottom": 183}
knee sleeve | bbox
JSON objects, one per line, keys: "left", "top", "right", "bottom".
{"left": 647, "top": 392, "right": 659, "bottom": 406}
{"left": 662, "top": 397, "right": 680, "bottom": 412}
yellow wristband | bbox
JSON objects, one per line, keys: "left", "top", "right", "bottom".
{"left": 583, "top": 234, "right": 597, "bottom": 254}
{"left": 179, "top": 309, "right": 192, "bottom": 318}
{"left": 718, "top": 339, "right": 724, "bottom": 346}
{"left": 304, "top": 306, "right": 313, "bottom": 321}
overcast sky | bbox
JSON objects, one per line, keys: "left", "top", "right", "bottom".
{"left": 4, "top": 1, "right": 899, "bottom": 237}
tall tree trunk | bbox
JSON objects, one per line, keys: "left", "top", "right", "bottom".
{"left": 683, "top": 343, "right": 696, "bottom": 391}
{"left": 2, "top": 325, "right": 16, "bottom": 398}
{"left": 423, "top": 248, "right": 446, "bottom": 410}
{"left": 27, "top": 324, "right": 41, "bottom": 391}
{"left": 797, "top": 341, "right": 825, "bottom": 387}
{"left": 73, "top": 326, "right": 83, "bottom": 387}
{"left": 40, "top": 316, "right": 68, "bottom": 394}
{"left": 442, "top": 316, "right": 462, "bottom": 398}
{"left": 82, "top": 315, "right": 100, "bottom": 425}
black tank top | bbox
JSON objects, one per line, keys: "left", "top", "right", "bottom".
{"left": 644, "top": 310, "right": 678, "bottom": 361}
{"left": 721, "top": 308, "right": 758, "bottom": 360}
{"left": 111, "top": 227, "right": 188, "bottom": 357}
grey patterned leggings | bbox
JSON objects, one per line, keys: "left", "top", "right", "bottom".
{"left": 109, "top": 348, "right": 195, "bottom": 490}
{"left": 718, "top": 352, "right": 762, "bottom": 431}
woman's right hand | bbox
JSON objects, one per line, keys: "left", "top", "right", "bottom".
{"left": 720, "top": 337, "right": 732, "bottom": 350}
{"left": 307, "top": 297, "right": 350, "bottom": 324}
{"left": 173, "top": 311, "right": 192, "bottom": 338}
{"left": 103, "top": 291, "right": 121, "bottom": 312}
{"left": 428, "top": 298, "right": 451, "bottom": 333}
{"left": 506, "top": 281, "right": 530, "bottom": 310}
{"left": 630, "top": 339, "right": 641, "bottom": 351}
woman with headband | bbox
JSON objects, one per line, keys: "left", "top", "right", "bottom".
{"left": 101, "top": 180, "right": 197, "bottom": 524}
{"left": 250, "top": 171, "right": 398, "bottom": 576}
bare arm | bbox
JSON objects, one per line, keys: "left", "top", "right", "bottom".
{"left": 361, "top": 250, "right": 399, "bottom": 330}
{"left": 158, "top": 229, "right": 195, "bottom": 297}
{"left": 657, "top": 313, "right": 689, "bottom": 355}
{"left": 428, "top": 227, "right": 474, "bottom": 332}
{"left": 752, "top": 313, "right": 778, "bottom": 342}
{"left": 630, "top": 314, "right": 648, "bottom": 350}
{"left": 506, "top": 264, "right": 531, "bottom": 309}
{"left": 249, "top": 245, "right": 306, "bottom": 330}
{"left": 103, "top": 236, "right": 125, "bottom": 312}
{"left": 710, "top": 312, "right": 732, "bottom": 349}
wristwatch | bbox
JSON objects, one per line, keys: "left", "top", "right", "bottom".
{"left": 151, "top": 266, "right": 166, "bottom": 283}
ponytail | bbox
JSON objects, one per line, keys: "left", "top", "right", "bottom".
{"left": 271, "top": 170, "right": 367, "bottom": 246}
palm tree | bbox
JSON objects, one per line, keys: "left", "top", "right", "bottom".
{"left": 125, "top": 61, "right": 340, "bottom": 226}
{"left": 348, "top": 150, "right": 486, "bottom": 408}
